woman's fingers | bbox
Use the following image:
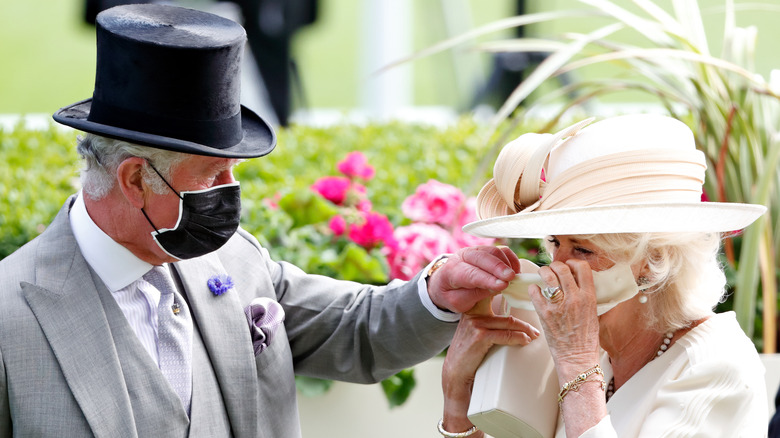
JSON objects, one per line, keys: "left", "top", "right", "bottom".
{"left": 529, "top": 261, "right": 600, "bottom": 362}
{"left": 446, "top": 314, "right": 540, "bottom": 378}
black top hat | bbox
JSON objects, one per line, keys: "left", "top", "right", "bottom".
{"left": 53, "top": 4, "right": 276, "bottom": 158}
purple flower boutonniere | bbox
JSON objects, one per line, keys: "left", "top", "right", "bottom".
{"left": 208, "top": 274, "right": 234, "bottom": 296}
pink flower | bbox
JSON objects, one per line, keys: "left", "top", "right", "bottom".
{"left": 453, "top": 197, "right": 496, "bottom": 247}
{"left": 338, "top": 152, "right": 376, "bottom": 180}
{"left": 356, "top": 198, "right": 373, "bottom": 212}
{"left": 263, "top": 192, "right": 281, "bottom": 210}
{"left": 348, "top": 211, "right": 396, "bottom": 249}
{"left": 329, "top": 215, "right": 347, "bottom": 236}
{"left": 311, "top": 176, "right": 351, "bottom": 205}
{"left": 342, "top": 183, "right": 367, "bottom": 207}
{"left": 386, "top": 223, "right": 459, "bottom": 280}
{"left": 352, "top": 183, "right": 367, "bottom": 195}
{"left": 401, "top": 180, "right": 466, "bottom": 227}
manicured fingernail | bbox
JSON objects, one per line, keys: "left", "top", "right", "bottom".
{"left": 495, "top": 279, "right": 506, "bottom": 287}
{"left": 502, "top": 268, "right": 514, "bottom": 277}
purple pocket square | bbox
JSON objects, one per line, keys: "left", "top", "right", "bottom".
{"left": 244, "top": 298, "right": 285, "bottom": 355}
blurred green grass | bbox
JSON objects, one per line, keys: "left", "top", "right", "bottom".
{"left": 1, "top": 1, "right": 778, "bottom": 115}
{"left": 0, "top": 0, "right": 515, "bottom": 114}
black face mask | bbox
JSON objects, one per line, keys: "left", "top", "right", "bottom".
{"left": 142, "top": 166, "right": 241, "bottom": 260}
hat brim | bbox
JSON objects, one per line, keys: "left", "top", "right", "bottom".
{"left": 52, "top": 98, "right": 276, "bottom": 159}
{"left": 463, "top": 202, "right": 767, "bottom": 239}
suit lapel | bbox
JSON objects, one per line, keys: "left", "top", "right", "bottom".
{"left": 174, "top": 255, "right": 259, "bottom": 438}
{"left": 23, "top": 200, "right": 137, "bottom": 438}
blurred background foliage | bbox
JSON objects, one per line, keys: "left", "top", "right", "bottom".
{"left": 2, "top": 0, "right": 779, "bottom": 115}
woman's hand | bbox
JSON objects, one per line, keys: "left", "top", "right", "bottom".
{"left": 441, "top": 311, "right": 540, "bottom": 436}
{"left": 529, "top": 259, "right": 601, "bottom": 371}
{"left": 529, "top": 259, "right": 606, "bottom": 438}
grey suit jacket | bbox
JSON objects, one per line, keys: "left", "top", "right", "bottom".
{"left": 0, "top": 196, "right": 457, "bottom": 437}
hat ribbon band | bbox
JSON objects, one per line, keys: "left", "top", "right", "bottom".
{"left": 527, "top": 149, "right": 706, "bottom": 212}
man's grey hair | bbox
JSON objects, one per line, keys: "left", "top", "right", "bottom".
{"left": 77, "top": 134, "right": 187, "bottom": 200}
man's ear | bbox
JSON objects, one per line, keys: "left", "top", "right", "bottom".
{"left": 116, "top": 157, "right": 149, "bottom": 209}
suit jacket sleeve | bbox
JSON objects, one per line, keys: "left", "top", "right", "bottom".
{"left": 228, "top": 228, "right": 456, "bottom": 384}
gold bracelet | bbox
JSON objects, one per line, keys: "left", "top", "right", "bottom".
{"left": 557, "top": 364, "right": 607, "bottom": 404}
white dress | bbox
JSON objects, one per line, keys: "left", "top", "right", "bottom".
{"left": 555, "top": 312, "right": 768, "bottom": 438}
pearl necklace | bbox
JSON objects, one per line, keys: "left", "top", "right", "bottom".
{"left": 605, "top": 332, "right": 673, "bottom": 401}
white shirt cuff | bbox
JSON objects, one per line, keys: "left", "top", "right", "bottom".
{"left": 417, "top": 256, "right": 460, "bottom": 323}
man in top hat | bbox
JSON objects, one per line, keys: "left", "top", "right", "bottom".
{"left": 0, "top": 4, "right": 531, "bottom": 437}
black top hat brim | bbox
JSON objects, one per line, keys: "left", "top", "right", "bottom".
{"left": 54, "top": 98, "right": 276, "bottom": 159}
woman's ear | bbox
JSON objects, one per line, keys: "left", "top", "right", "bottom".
{"left": 116, "top": 157, "right": 149, "bottom": 209}
{"left": 636, "top": 262, "right": 653, "bottom": 287}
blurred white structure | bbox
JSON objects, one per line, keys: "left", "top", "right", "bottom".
{"left": 359, "top": 0, "right": 413, "bottom": 119}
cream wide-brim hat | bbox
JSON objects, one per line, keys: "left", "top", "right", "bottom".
{"left": 463, "top": 114, "right": 766, "bottom": 239}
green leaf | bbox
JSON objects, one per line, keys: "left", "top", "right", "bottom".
{"left": 277, "top": 190, "right": 339, "bottom": 228}
{"left": 380, "top": 368, "right": 416, "bottom": 409}
{"left": 328, "top": 243, "right": 388, "bottom": 284}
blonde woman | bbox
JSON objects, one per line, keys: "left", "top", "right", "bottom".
{"left": 437, "top": 114, "right": 768, "bottom": 437}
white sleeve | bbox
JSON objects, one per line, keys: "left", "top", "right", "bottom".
{"left": 416, "top": 256, "right": 460, "bottom": 323}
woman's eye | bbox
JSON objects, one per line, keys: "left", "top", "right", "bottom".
{"left": 574, "top": 247, "right": 594, "bottom": 255}
{"left": 546, "top": 237, "right": 560, "bottom": 247}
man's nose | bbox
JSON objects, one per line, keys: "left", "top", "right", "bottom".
{"left": 216, "top": 169, "right": 236, "bottom": 186}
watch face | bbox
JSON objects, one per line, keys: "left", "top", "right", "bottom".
{"left": 428, "top": 257, "right": 449, "bottom": 277}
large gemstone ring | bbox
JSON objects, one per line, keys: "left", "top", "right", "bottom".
{"left": 542, "top": 285, "right": 563, "bottom": 302}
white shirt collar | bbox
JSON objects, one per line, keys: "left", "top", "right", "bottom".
{"left": 69, "top": 191, "right": 153, "bottom": 291}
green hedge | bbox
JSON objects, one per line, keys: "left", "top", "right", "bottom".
{"left": 0, "top": 124, "right": 82, "bottom": 258}
{"left": 0, "top": 119, "right": 531, "bottom": 261}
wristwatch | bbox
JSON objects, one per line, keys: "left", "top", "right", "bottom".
{"left": 426, "top": 256, "right": 449, "bottom": 283}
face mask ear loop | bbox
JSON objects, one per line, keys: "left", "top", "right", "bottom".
{"left": 147, "top": 161, "right": 182, "bottom": 199}
{"left": 140, "top": 207, "right": 161, "bottom": 234}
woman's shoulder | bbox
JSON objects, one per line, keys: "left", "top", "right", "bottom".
{"left": 674, "top": 312, "right": 765, "bottom": 381}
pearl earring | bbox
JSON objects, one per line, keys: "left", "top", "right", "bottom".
{"left": 638, "top": 294, "right": 648, "bottom": 304}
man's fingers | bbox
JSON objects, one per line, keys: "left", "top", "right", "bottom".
{"left": 457, "top": 247, "right": 518, "bottom": 284}
{"left": 427, "top": 245, "right": 523, "bottom": 313}
{"left": 497, "top": 245, "right": 522, "bottom": 273}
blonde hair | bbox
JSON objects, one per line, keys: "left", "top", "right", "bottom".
{"left": 77, "top": 134, "right": 187, "bottom": 200}
{"left": 543, "top": 232, "right": 726, "bottom": 332}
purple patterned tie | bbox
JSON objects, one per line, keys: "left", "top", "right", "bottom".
{"left": 145, "top": 265, "right": 193, "bottom": 415}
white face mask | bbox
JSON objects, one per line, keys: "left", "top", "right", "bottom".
{"left": 502, "top": 262, "right": 644, "bottom": 315}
